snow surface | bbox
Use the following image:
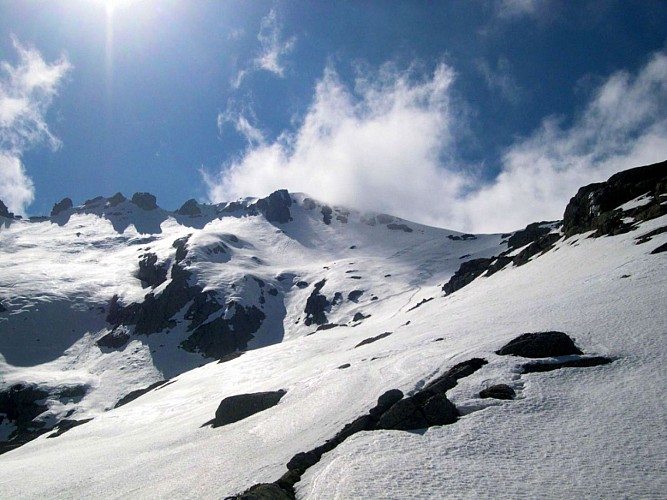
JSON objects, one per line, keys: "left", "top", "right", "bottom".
{"left": 0, "top": 194, "right": 665, "bottom": 498}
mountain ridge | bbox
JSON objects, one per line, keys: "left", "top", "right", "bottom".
{"left": 0, "top": 160, "right": 666, "bottom": 498}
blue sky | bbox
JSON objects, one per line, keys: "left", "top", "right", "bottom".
{"left": 1, "top": 0, "right": 666, "bottom": 231}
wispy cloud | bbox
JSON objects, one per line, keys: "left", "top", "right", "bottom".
{"left": 0, "top": 37, "right": 71, "bottom": 214}
{"left": 476, "top": 56, "right": 522, "bottom": 104}
{"left": 205, "top": 51, "right": 667, "bottom": 233}
{"left": 495, "top": 0, "right": 551, "bottom": 19}
{"left": 217, "top": 100, "right": 265, "bottom": 147}
{"left": 232, "top": 7, "right": 296, "bottom": 88}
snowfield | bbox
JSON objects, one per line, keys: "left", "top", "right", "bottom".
{"left": 0, "top": 174, "right": 666, "bottom": 498}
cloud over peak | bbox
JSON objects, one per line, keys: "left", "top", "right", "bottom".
{"left": 0, "top": 37, "right": 72, "bottom": 214}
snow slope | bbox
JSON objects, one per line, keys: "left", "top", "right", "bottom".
{"left": 0, "top": 169, "right": 666, "bottom": 498}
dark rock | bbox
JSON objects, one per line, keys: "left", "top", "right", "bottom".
{"left": 184, "top": 291, "right": 223, "bottom": 331}
{"left": 480, "top": 384, "right": 515, "bottom": 400}
{"left": 0, "top": 302, "right": 6, "bottom": 313}
{"left": 268, "top": 288, "right": 278, "bottom": 296}
{"left": 286, "top": 450, "right": 322, "bottom": 472}
{"left": 332, "top": 292, "right": 343, "bottom": 305}
{"left": 337, "top": 363, "right": 351, "bottom": 369}
{"left": 522, "top": 356, "right": 613, "bottom": 373}
{"left": 511, "top": 233, "right": 560, "bottom": 267}
{"left": 355, "top": 331, "right": 392, "bottom": 348}
{"left": 84, "top": 195, "right": 104, "bottom": 207}
{"left": 176, "top": 198, "right": 201, "bottom": 216}
{"left": 0, "top": 384, "right": 49, "bottom": 430}
{"left": 369, "top": 389, "right": 404, "bottom": 419}
{"left": 173, "top": 235, "right": 191, "bottom": 263}
{"left": 254, "top": 190, "right": 292, "bottom": 223}
{"left": 448, "top": 233, "right": 477, "bottom": 241}
{"left": 347, "top": 290, "right": 364, "bottom": 302}
{"left": 419, "top": 392, "right": 458, "bottom": 426}
{"left": 0, "top": 199, "right": 13, "bottom": 218}
{"left": 107, "top": 192, "right": 126, "bottom": 206}
{"left": 47, "top": 418, "right": 94, "bottom": 438}
{"left": 496, "top": 331, "right": 583, "bottom": 358}
{"left": 424, "top": 358, "right": 488, "bottom": 395}
{"left": 377, "top": 397, "right": 429, "bottom": 430}
{"left": 304, "top": 279, "right": 329, "bottom": 326}
{"left": 321, "top": 206, "right": 333, "bottom": 225}
{"left": 387, "top": 223, "right": 413, "bottom": 233}
{"left": 636, "top": 226, "right": 667, "bottom": 244}
{"left": 213, "top": 390, "right": 286, "bottom": 427}
{"left": 563, "top": 160, "right": 667, "bottom": 237}
{"left": 50, "top": 197, "right": 73, "bottom": 217}
{"left": 114, "top": 381, "right": 167, "bottom": 408}
{"left": 131, "top": 192, "right": 158, "bottom": 211}
{"left": 376, "top": 214, "right": 394, "bottom": 224}
{"left": 96, "top": 327, "right": 130, "bottom": 349}
{"left": 407, "top": 297, "right": 433, "bottom": 311}
{"left": 181, "top": 303, "right": 265, "bottom": 359}
{"left": 137, "top": 252, "right": 168, "bottom": 288}
{"left": 442, "top": 258, "right": 493, "bottom": 295}
{"left": 507, "top": 222, "right": 553, "bottom": 250}
{"left": 651, "top": 242, "right": 667, "bottom": 254}
{"left": 352, "top": 312, "right": 369, "bottom": 322}
{"left": 295, "top": 281, "right": 308, "bottom": 289}
{"left": 231, "top": 482, "right": 294, "bottom": 500}
{"left": 316, "top": 323, "right": 340, "bottom": 331}
{"left": 332, "top": 414, "right": 376, "bottom": 444}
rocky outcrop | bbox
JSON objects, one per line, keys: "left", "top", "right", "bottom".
{"left": 136, "top": 252, "right": 168, "bottom": 288}
{"left": 212, "top": 390, "right": 286, "bottom": 428}
{"left": 50, "top": 198, "right": 73, "bottom": 217}
{"left": 253, "top": 190, "right": 292, "bottom": 224}
{"left": 563, "top": 160, "right": 667, "bottom": 237}
{"left": 176, "top": 199, "right": 201, "bottom": 216}
{"left": 442, "top": 258, "right": 494, "bottom": 295}
{"left": 131, "top": 192, "right": 158, "bottom": 211}
{"left": 387, "top": 223, "right": 413, "bottom": 232}
{"left": 181, "top": 303, "right": 265, "bottom": 359}
{"left": 321, "top": 206, "right": 332, "bottom": 225}
{"left": 107, "top": 192, "right": 126, "bottom": 207}
{"left": 96, "top": 327, "right": 130, "bottom": 349}
{"left": 355, "top": 331, "right": 392, "bottom": 348}
{"left": 304, "top": 279, "right": 329, "bottom": 326}
{"left": 0, "top": 199, "right": 13, "bottom": 218}
{"left": 496, "top": 331, "right": 583, "bottom": 358}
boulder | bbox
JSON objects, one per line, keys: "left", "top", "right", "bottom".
{"left": 50, "top": 197, "right": 73, "bottom": 217}
{"left": 131, "top": 192, "right": 158, "bottom": 210}
{"left": 369, "top": 389, "right": 404, "bottom": 419}
{"left": 213, "top": 390, "right": 286, "bottom": 427}
{"left": 480, "top": 384, "right": 516, "bottom": 400}
{"left": 496, "top": 331, "right": 583, "bottom": 358}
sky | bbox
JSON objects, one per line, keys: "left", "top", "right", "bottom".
{"left": 0, "top": 0, "right": 666, "bottom": 232}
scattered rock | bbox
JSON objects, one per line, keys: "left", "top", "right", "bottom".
{"left": 522, "top": 356, "right": 613, "bottom": 373}
{"left": 213, "top": 390, "right": 286, "bottom": 427}
{"left": 355, "top": 331, "right": 392, "bottom": 348}
{"left": 347, "top": 290, "right": 364, "bottom": 302}
{"left": 50, "top": 197, "right": 73, "bottom": 217}
{"left": 496, "top": 331, "right": 583, "bottom": 358}
{"left": 352, "top": 312, "right": 369, "bottom": 322}
{"left": 131, "top": 192, "right": 158, "bottom": 210}
{"left": 480, "top": 384, "right": 515, "bottom": 400}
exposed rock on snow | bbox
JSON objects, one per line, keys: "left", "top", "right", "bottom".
{"left": 130, "top": 192, "right": 158, "bottom": 211}
{"left": 253, "top": 190, "right": 292, "bottom": 224}
{"left": 479, "top": 384, "right": 516, "bottom": 400}
{"left": 107, "top": 192, "right": 126, "bottom": 207}
{"left": 95, "top": 327, "right": 130, "bottom": 349}
{"left": 303, "top": 279, "right": 329, "bottom": 326}
{"left": 354, "top": 331, "right": 392, "bottom": 348}
{"left": 522, "top": 356, "right": 613, "bottom": 373}
{"left": 50, "top": 197, "right": 73, "bottom": 217}
{"left": 563, "top": 159, "right": 667, "bottom": 237}
{"left": 114, "top": 381, "right": 168, "bottom": 408}
{"left": 0, "top": 199, "right": 12, "bottom": 218}
{"left": 320, "top": 206, "right": 332, "bottom": 225}
{"left": 496, "top": 331, "right": 583, "bottom": 358}
{"left": 176, "top": 198, "right": 202, "bottom": 216}
{"left": 136, "top": 252, "right": 168, "bottom": 289}
{"left": 212, "top": 390, "right": 287, "bottom": 428}
{"left": 386, "top": 222, "right": 413, "bottom": 232}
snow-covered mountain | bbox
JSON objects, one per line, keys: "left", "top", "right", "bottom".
{"left": 0, "top": 161, "right": 665, "bottom": 499}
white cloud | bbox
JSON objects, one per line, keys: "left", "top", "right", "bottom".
{"left": 0, "top": 37, "right": 71, "bottom": 214}
{"left": 476, "top": 57, "right": 522, "bottom": 104}
{"left": 232, "top": 7, "right": 296, "bottom": 88}
{"left": 206, "top": 51, "right": 667, "bottom": 233}
{"left": 495, "top": 0, "right": 550, "bottom": 19}
{"left": 217, "top": 103, "right": 265, "bottom": 147}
